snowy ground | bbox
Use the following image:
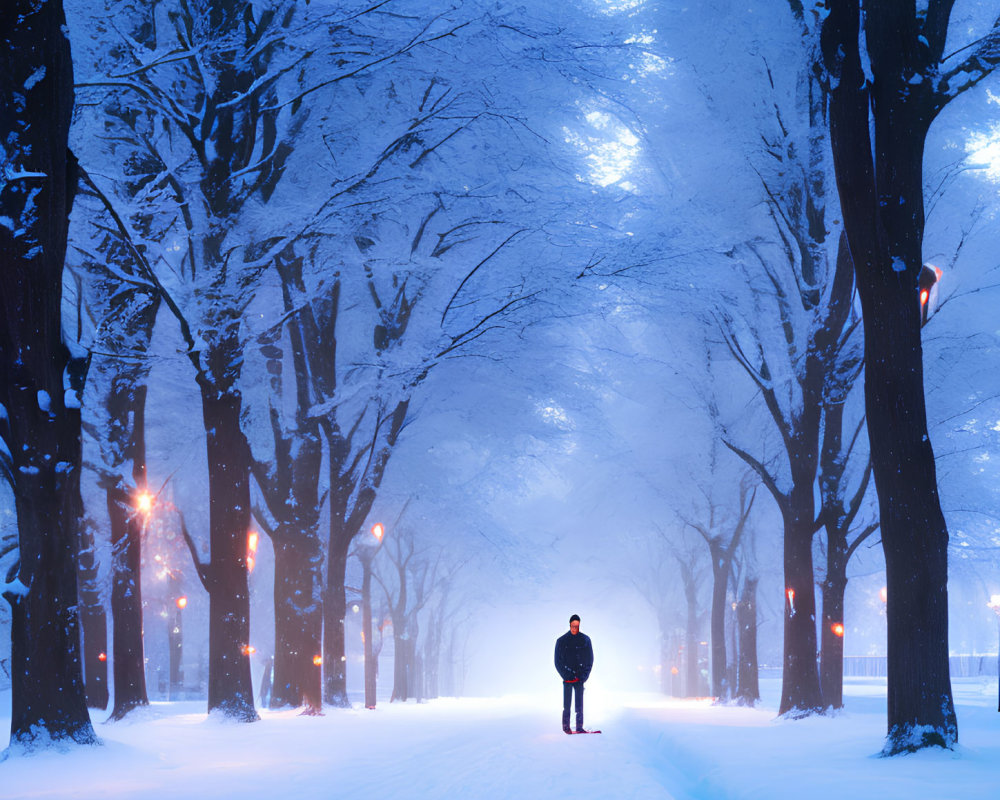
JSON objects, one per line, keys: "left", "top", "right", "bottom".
{"left": 1, "top": 678, "right": 999, "bottom": 799}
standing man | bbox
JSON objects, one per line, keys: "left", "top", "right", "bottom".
{"left": 554, "top": 614, "right": 594, "bottom": 733}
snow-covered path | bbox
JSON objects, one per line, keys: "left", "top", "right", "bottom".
{"left": 2, "top": 680, "right": 999, "bottom": 799}
{"left": 0, "top": 692, "right": 677, "bottom": 800}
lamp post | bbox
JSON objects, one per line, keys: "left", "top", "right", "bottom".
{"left": 361, "top": 522, "right": 385, "bottom": 709}
{"left": 169, "top": 595, "right": 187, "bottom": 699}
{"left": 988, "top": 595, "right": 1000, "bottom": 712}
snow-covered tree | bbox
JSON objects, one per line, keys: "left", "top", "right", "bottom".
{"left": 0, "top": 0, "right": 96, "bottom": 749}
{"left": 821, "top": 0, "right": 1000, "bottom": 754}
{"left": 69, "top": 174, "right": 161, "bottom": 719}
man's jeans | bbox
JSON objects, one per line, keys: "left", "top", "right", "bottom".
{"left": 562, "top": 680, "right": 584, "bottom": 730}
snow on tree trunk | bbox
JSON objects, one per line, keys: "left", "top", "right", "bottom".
{"left": 0, "top": 0, "right": 96, "bottom": 749}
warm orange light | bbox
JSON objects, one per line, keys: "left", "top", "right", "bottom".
{"left": 313, "top": 655, "right": 323, "bottom": 666}
{"left": 98, "top": 652, "right": 107, "bottom": 662}
{"left": 135, "top": 491, "right": 154, "bottom": 515}
{"left": 176, "top": 596, "right": 188, "bottom": 610}
{"left": 371, "top": 522, "right": 384, "bottom": 542}
{"left": 831, "top": 622, "right": 845, "bottom": 638}
{"left": 934, "top": 267, "right": 943, "bottom": 280}
{"left": 670, "top": 666, "right": 679, "bottom": 675}
{"left": 247, "top": 531, "right": 259, "bottom": 574}
{"left": 360, "top": 630, "right": 366, "bottom": 644}
{"left": 879, "top": 586, "right": 888, "bottom": 603}
{"left": 242, "top": 644, "right": 256, "bottom": 655}
{"left": 920, "top": 288, "right": 929, "bottom": 306}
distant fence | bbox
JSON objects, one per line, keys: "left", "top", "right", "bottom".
{"left": 844, "top": 655, "right": 999, "bottom": 678}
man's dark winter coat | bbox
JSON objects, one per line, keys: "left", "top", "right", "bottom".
{"left": 554, "top": 630, "right": 594, "bottom": 683}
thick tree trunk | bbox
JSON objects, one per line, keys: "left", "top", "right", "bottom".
{"left": 201, "top": 388, "right": 258, "bottom": 721}
{"left": 77, "top": 599, "right": 109, "bottom": 710}
{"left": 413, "top": 646, "right": 424, "bottom": 703}
{"left": 107, "top": 487, "right": 149, "bottom": 719}
{"left": 391, "top": 627, "right": 409, "bottom": 702}
{"left": 708, "top": 545, "right": 730, "bottom": 700}
{"left": 681, "top": 571, "right": 699, "bottom": 698}
{"left": 106, "top": 378, "right": 153, "bottom": 720}
{"left": 779, "top": 496, "right": 823, "bottom": 715}
{"left": 323, "top": 538, "right": 350, "bottom": 707}
{"left": 363, "top": 564, "right": 377, "bottom": 708}
{"left": 726, "top": 596, "right": 739, "bottom": 697}
{"left": 863, "top": 276, "right": 955, "bottom": 752}
{"left": 270, "top": 530, "right": 323, "bottom": 711}
{"left": 0, "top": 0, "right": 96, "bottom": 749}
{"left": 423, "top": 611, "right": 441, "bottom": 701}
{"left": 824, "top": 0, "right": 957, "bottom": 753}
{"left": 819, "top": 568, "right": 847, "bottom": 711}
{"left": 76, "top": 499, "right": 108, "bottom": 711}
{"left": 735, "top": 577, "right": 760, "bottom": 706}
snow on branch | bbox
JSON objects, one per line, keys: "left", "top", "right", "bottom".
{"left": 77, "top": 169, "right": 203, "bottom": 377}
{"left": 266, "top": 17, "right": 474, "bottom": 113}
{"left": 936, "top": 17, "right": 1000, "bottom": 105}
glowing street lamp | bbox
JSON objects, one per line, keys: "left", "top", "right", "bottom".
{"left": 831, "top": 622, "right": 845, "bottom": 638}
{"left": 135, "top": 490, "right": 154, "bottom": 517}
{"left": 360, "top": 521, "right": 386, "bottom": 709}
{"left": 918, "top": 263, "right": 943, "bottom": 326}
{"left": 169, "top": 595, "right": 187, "bottom": 698}
{"left": 247, "top": 530, "right": 259, "bottom": 574}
